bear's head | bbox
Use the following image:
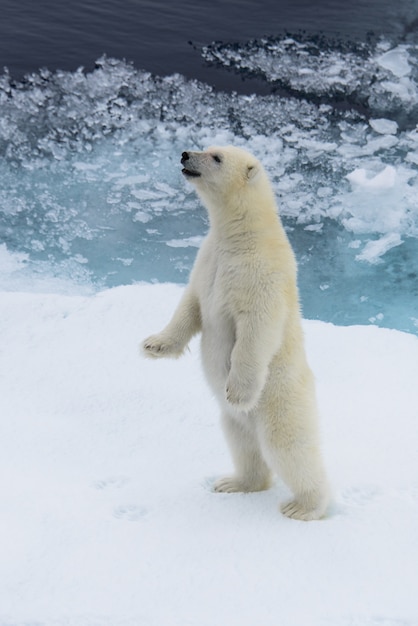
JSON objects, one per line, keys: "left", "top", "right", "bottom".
{"left": 180, "top": 145, "right": 278, "bottom": 227}
{"left": 181, "top": 145, "right": 266, "bottom": 202}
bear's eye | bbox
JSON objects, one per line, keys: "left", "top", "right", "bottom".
{"left": 212, "top": 155, "right": 222, "bottom": 163}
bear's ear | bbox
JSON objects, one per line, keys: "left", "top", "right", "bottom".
{"left": 246, "top": 164, "right": 260, "bottom": 182}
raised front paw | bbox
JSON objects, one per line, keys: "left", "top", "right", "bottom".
{"left": 142, "top": 334, "right": 183, "bottom": 359}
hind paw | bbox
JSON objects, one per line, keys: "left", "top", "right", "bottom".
{"left": 281, "top": 497, "right": 327, "bottom": 521}
{"left": 214, "top": 475, "right": 269, "bottom": 494}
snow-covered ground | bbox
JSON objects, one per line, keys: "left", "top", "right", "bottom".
{"left": 1, "top": 283, "right": 417, "bottom": 626}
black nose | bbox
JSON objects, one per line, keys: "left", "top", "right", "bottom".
{"left": 181, "top": 151, "right": 189, "bottom": 163}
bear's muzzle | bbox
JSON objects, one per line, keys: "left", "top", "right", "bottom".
{"left": 181, "top": 151, "right": 201, "bottom": 178}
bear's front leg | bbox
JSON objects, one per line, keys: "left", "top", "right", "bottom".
{"left": 142, "top": 287, "right": 201, "bottom": 360}
{"left": 225, "top": 310, "right": 283, "bottom": 411}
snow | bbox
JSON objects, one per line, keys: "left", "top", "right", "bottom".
{"left": 1, "top": 283, "right": 417, "bottom": 626}
{"left": 0, "top": 243, "right": 29, "bottom": 276}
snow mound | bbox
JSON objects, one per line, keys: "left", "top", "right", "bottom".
{"left": 0, "top": 284, "right": 417, "bottom": 625}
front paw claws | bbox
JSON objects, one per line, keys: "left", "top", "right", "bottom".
{"left": 142, "top": 335, "right": 173, "bottom": 359}
{"left": 142, "top": 334, "right": 183, "bottom": 359}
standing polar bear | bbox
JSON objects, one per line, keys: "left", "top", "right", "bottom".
{"left": 142, "top": 146, "right": 329, "bottom": 521}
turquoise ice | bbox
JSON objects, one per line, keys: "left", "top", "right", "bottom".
{"left": 0, "top": 36, "right": 417, "bottom": 333}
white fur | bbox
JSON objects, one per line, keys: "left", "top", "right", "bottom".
{"left": 142, "top": 145, "right": 330, "bottom": 520}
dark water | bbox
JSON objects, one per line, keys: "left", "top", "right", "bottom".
{"left": 2, "top": 0, "right": 418, "bottom": 90}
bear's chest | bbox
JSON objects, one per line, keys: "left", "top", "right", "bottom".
{"left": 199, "top": 259, "right": 232, "bottom": 321}
{"left": 192, "top": 234, "right": 258, "bottom": 326}
{"left": 196, "top": 246, "right": 243, "bottom": 317}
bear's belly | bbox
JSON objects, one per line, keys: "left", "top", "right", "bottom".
{"left": 200, "top": 315, "right": 235, "bottom": 400}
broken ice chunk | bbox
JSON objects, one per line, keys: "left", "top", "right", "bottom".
{"left": 369, "top": 119, "right": 398, "bottom": 135}
{"left": 346, "top": 166, "right": 396, "bottom": 190}
{"left": 376, "top": 46, "right": 411, "bottom": 77}
{"left": 356, "top": 233, "right": 403, "bottom": 264}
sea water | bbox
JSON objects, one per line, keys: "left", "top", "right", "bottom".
{"left": 0, "top": 33, "right": 417, "bottom": 333}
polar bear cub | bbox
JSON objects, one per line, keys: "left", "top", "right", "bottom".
{"left": 142, "top": 145, "right": 329, "bottom": 520}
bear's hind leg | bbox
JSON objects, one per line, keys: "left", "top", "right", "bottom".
{"left": 273, "top": 440, "right": 329, "bottom": 521}
{"left": 257, "top": 413, "right": 329, "bottom": 521}
{"left": 214, "top": 412, "right": 272, "bottom": 494}
{"left": 277, "top": 443, "right": 330, "bottom": 521}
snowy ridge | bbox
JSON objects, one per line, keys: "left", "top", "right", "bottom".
{"left": 0, "top": 284, "right": 417, "bottom": 625}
